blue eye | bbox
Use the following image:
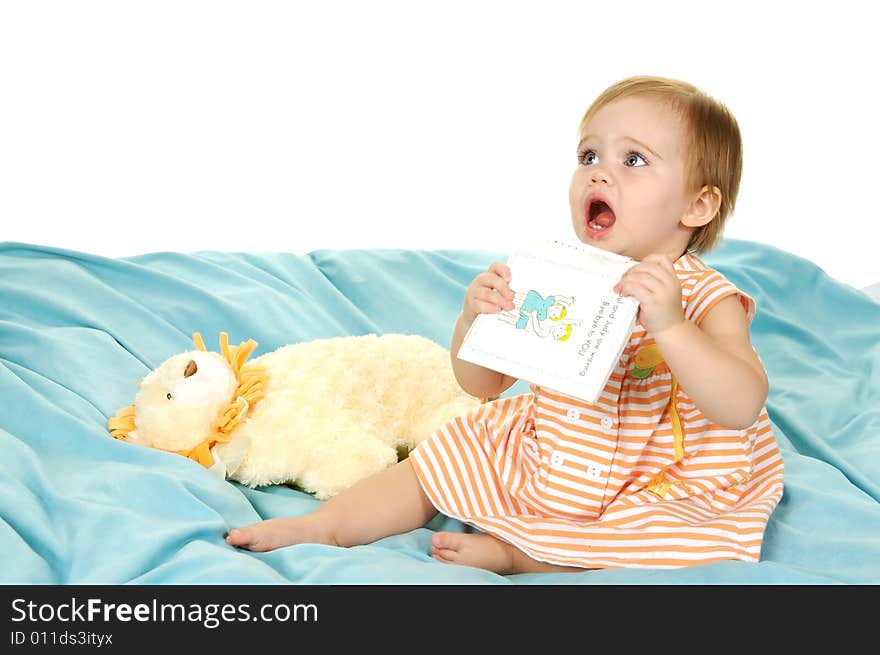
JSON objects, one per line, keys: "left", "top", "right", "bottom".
{"left": 625, "top": 152, "right": 647, "bottom": 167}
{"left": 580, "top": 150, "right": 598, "bottom": 165}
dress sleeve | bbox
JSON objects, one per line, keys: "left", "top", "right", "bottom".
{"left": 684, "top": 269, "right": 756, "bottom": 327}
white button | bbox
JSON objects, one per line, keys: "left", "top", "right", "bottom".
{"left": 566, "top": 408, "right": 580, "bottom": 421}
{"left": 586, "top": 463, "right": 606, "bottom": 480}
{"left": 550, "top": 451, "right": 565, "bottom": 467}
{"left": 600, "top": 416, "right": 614, "bottom": 431}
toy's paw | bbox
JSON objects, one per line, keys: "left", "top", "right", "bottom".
{"left": 206, "top": 457, "right": 228, "bottom": 479}
{"left": 211, "top": 432, "right": 251, "bottom": 477}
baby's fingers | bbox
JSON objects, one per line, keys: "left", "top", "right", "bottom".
{"left": 471, "top": 286, "right": 514, "bottom": 314}
{"left": 488, "top": 260, "right": 512, "bottom": 284}
{"left": 478, "top": 268, "right": 514, "bottom": 303}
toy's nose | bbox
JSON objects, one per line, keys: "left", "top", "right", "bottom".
{"left": 184, "top": 360, "right": 198, "bottom": 378}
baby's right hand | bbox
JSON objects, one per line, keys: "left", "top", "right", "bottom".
{"left": 462, "top": 261, "right": 515, "bottom": 324}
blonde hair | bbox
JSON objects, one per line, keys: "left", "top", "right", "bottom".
{"left": 578, "top": 76, "right": 742, "bottom": 253}
{"left": 555, "top": 324, "right": 573, "bottom": 341}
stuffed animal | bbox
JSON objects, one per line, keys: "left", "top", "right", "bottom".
{"left": 108, "top": 332, "right": 482, "bottom": 499}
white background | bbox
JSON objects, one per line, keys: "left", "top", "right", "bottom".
{"left": 1, "top": 1, "right": 877, "bottom": 289}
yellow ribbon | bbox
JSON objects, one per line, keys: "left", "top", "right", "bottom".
{"left": 633, "top": 344, "right": 685, "bottom": 498}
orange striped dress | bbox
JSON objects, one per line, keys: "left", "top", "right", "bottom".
{"left": 410, "top": 253, "right": 785, "bottom": 569}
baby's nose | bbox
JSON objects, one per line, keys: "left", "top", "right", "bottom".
{"left": 591, "top": 167, "right": 611, "bottom": 184}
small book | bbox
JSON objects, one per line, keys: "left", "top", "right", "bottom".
{"left": 457, "top": 239, "right": 640, "bottom": 402}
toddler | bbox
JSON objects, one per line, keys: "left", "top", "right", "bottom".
{"left": 226, "top": 76, "right": 785, "bottom": 572}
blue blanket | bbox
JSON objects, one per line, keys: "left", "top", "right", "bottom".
{"left": 1, "top": 239, "right": 878, "bottom": 584}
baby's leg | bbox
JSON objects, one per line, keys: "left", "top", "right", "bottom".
{"left": 226, "top": 459, "right": 436, "bottom": 552}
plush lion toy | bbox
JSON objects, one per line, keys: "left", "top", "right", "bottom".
{"left": 108, "top": 332, "right": 481, "bottom": 499}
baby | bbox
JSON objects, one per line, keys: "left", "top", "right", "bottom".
{"left": 226, "top": 76, "right": 785, "bottom": 572}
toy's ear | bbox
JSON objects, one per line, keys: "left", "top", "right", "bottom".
{"left": 184, "top": 360, "right": 197, "bottom": 378}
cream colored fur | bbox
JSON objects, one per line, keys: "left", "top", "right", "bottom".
{"left": 122, "top": 334, "right": 481, "bottom": 499}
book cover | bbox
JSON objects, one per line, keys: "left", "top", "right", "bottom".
{"left": 457, "top": 239, "right": 640, "bottom": 402}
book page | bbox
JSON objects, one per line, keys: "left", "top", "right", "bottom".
{"left": 458, "top": 239, "right": 639, "bottom": 402}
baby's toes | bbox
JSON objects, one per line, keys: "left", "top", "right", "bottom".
{"left": 431, "top": 531, "right": 464, "bottom": 562}
{"left": 431, "top": 531, "right": 462, "bottom": 551}
{"left": 225, "top": 527, "right": 266, "bottom": 551}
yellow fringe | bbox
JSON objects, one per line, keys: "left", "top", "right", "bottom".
{"left": 108, "top": 405, "right": 137, "bottom": 440}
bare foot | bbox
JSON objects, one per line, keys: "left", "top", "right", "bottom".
{"left": 431, "top": 531, "right": 517, "bottom": 573}
{"left": 225, "top": 515, "right": 335, "bottom": 552}
{"left": 431, "top": 531, "right": 584, "bottom": 574}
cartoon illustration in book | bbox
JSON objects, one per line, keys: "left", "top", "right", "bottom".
{"left": 497, "top": 289, "right": 582, "bottom": 341}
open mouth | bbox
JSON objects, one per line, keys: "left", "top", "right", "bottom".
{"left": 586, "top": 196, "right": 616, "bottom": 235}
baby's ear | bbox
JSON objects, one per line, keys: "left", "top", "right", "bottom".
{"left": 681, "top": 185, "right": 722, "bottom": 228}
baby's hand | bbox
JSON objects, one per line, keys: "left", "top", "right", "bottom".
{"left": 462, "top": 261, "right": 515, "bottom": 324}
{"left": 613, "top": 254, "right": 684, "bottom": 334}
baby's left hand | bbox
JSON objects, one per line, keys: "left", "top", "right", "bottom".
{"left": 613, "top": 254, "right": 684, "bottom": 334}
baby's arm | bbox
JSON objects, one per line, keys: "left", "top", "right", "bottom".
{"left": 653, "top": 296, "right": 767, "bottom": 429}
{"left": 451, "top": 261, "right": 519, "bottom": 399}
{"left": 616, "top": 254, "right": 767, "bottom": 430}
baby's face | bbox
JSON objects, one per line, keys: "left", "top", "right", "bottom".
{"left": 547, "top": 305, "right": 564, "bottom": 320}
{"left": 569, "top": 95, "right": 695, "bottom": 261}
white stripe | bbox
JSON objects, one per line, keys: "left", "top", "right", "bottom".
{"left": 445, "top": 418, "right": 499, "bottom": 517}
{"left": 478, "top": 518, "right": 755, "bottom": 557}
{"left": 422, "top": 432, "right": 468, "bottom": 516}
